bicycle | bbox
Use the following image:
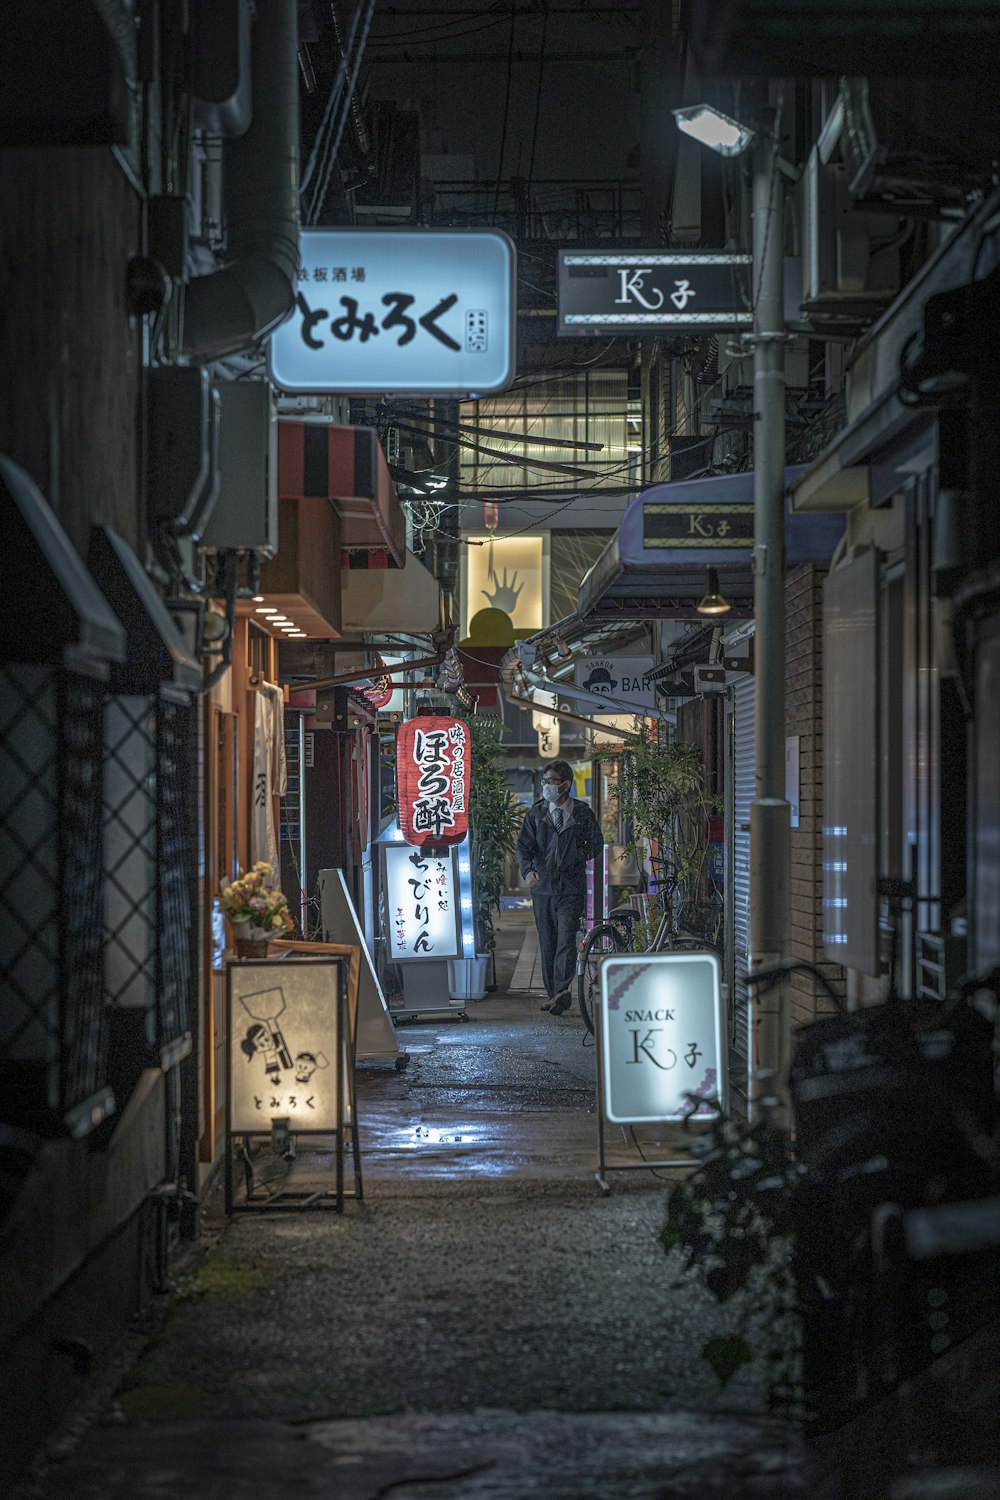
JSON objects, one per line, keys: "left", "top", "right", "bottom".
{"left": 576, "top": 867, "right": 722, "bottom": 1035}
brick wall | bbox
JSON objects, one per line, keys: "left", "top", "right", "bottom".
{"left": 786, "top": 564, "right": 846, "bottom": 1024}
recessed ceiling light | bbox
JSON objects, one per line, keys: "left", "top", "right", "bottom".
{"left": 269, "top": 615, "right": 289, "bottom": 623}
{"left": 287, "top": 631, "right": 306, "bottom": 638}
{"left": 252, "top": 595, "right": 264, "bottom": 603}
{"left": 255, "top": 607, "right": 276, "bottom": 614}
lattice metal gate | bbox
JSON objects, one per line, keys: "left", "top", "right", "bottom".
{"left": 0, "top": 664, "right": 113, "bottom": 1139}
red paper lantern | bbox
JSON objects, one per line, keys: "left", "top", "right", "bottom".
{"left": 396, "top": 715, "right": 471, "bottom": 850}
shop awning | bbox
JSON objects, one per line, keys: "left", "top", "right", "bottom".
{"left": 88, "top": 526, "right": 202, "bottom": 695}
{"left": 341, "top": 548, "right": 441, "bottom": 634}
{"left": 577, "top": 466, "right": 845, "bottom": 621}
{"left": 1, "top": 454, "right": 125, "bottom": 671}
{"left": 278, "top": 421, "right": 406, "bottom": 566}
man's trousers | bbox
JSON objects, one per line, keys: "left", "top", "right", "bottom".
{"left": 532, "top": 891, "right": 584, "bottom": 999}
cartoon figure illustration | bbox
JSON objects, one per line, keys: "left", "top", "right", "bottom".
{"left": 294, "top": 1050, "right": 329, "bottom": 1084}
{"left": 583, "top": 666, "right": 618, "bottom": 696}
{"left": 239, "top": 987, "right": 293, "bottom": 1084}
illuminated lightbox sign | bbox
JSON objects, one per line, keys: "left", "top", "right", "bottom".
{"left": 228, "top": 961, "right": 343, "bottom": 1132}
{"left": 558, "top": 252, "right": 752, "bottom": 336}
{"left": 269, "top": 228, "right": 517, "bottom": 395}
{"left": 385, "top": 843, "right": 460, "bottom": 960}
{"left": 599, "top": 952, "right": 727, "bottom": 1124}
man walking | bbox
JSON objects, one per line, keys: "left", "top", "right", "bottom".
{"left": 516, "top": 760, "right": 604, "bottom": 1015}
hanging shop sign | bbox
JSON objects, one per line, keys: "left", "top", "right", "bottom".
{"left": 396, "top": 714, "right": 471, "bottom": 850}
{"left": 557, "top": 252, "right": 752, "bottom": 336}
{"left": 599, "top": 951, "right": 727, "bottom": 1124}
{"left": 574, "top": 655, "right": 656, "bottom": 713}
{"left": 269, "top": 228, "right": 517, "bottom": 396}
{"left": 384, "top": 843, "right": 460, "bottom": 960}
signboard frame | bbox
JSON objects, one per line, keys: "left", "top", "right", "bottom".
{"left": 594, "top": 950, "right": 728, "bottom": 1191}
{"left": 224, "top": 956, "right": 361, "bottom": 1213}
{"left": 269, "top": 227, "right": 517, "bottom": 396}
{"left": 558, "top": 251, "right": 753, "bottom": 337}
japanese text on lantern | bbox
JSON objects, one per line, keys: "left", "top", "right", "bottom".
{"left": 397, "top": 716, "right": 471, "bottom": 850}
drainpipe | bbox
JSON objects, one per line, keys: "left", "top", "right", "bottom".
{"left": 183, "top": 0, "right": 300, "bottom": 361}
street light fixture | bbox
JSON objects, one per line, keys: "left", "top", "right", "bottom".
{"left": 674, "top": 98, "right": 791, "bottom": 1118}
{"left": 673, "top": 104, "right": 755, "bottom": 158}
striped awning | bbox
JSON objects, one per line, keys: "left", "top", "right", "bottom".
{"left": 278, "top": 422, "right": 406, "bottom": 566}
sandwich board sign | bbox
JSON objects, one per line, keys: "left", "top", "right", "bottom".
{"left": 595, "top": 951, "right": 727, "bottom": 1188}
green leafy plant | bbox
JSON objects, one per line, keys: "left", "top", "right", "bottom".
{"left": 660, "top": 1103, "right": 804, "bottom": 1408}
{"left": 465, "top": 715, "right": 521, "bottom": 952}
{"left": 594, "top": 722, "right": 720, "bottom": 906}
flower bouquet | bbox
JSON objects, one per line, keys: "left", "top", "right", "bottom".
{"left": 220, "top": 862, "right": 295, "bottom": 956}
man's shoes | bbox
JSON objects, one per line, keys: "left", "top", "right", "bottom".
{"left": 546, "top": 991, "right": 573, "bottom": 1016}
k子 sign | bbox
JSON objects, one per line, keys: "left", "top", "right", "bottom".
{"left": 270, "top": 228, "right": 516, "bottom": 395}
{"left": 558, "top": 252, "right": 752, "bottom": 336}
{"left": 599, "top": 951, "right": 727, "bottom": 1124}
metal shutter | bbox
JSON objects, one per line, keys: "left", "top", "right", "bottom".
{"left": 731, "top": 673, "right": 755, "bottom": 1059}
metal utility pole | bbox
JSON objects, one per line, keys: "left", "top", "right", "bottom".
{"left": 748, "top": 111, "right": 791, "bottom": 1116}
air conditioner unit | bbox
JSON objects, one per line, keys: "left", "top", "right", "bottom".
{"left": 800, "top": 146, "right": 901, "bottom": 323}
{"left": 199, "top": 380, "right": 277, "bottom": 556}
{"left": 148, "top": 367, "right": 221, "bottom": 539}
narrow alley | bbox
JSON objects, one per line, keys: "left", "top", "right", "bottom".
{"left": 16, "top": 913, "right": 811, "bottom": 1500}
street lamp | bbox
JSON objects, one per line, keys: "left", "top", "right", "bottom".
{"left": 673, "top": 104, "right": 755, "bottom": 158}
{"left": 674, "top": 99, "right": 791, "bottom": 1118}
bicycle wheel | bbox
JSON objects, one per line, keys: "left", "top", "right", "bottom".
{"left": 577, "top": 923, "right": 629, "bottom": 1035}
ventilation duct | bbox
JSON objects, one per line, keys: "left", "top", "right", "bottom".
{"left": 183, "top": 0, "right": 300, "bottom": 361}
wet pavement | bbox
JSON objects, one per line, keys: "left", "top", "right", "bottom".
{"left": 15, "top": 914, "right": 817, "bottom": 1498}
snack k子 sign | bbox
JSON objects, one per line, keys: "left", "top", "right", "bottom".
{"left": 396, "top": 715, "right": 471, "bottom": 851}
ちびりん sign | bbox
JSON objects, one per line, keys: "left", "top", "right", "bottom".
{"left": 396, "top": 715, "right": 471, "bottom": 850}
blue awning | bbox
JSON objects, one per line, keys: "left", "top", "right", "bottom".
{"left": 578, "top": 466, "right": 845, "bottom": 621}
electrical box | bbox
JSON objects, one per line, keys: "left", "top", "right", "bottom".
{"left": 800, "top": 146, "right": 900, "bottom": 315}
{"left": 199, "top": 381, "right": 278, "bottom": 557}
{"left": 148, "top": 367, "right": 221, "bottom": 538}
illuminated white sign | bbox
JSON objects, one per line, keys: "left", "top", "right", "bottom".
{"left": 228, "top": 962, "right": 342, "bottom": 1132}
{"left": 599, "top": 952, "right": 726, "bottom": 1124}
{"left": 463, "top": 533, "right": 548, "bottom": 636}
{"left": 269, "top": 228, "right": 516, "bottom": 395}
{"left": 384, "top": 843, "right": 460, "bottom": 960}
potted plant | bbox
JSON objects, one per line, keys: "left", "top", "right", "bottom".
{"left": 594, "top": 723, "right": 719, "bottom": 944}
{"left": 220, "top": 861, "right": 296, "bottom": 956}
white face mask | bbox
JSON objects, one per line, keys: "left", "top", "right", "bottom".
{"left": 542, "top": 782, "right": 563, "bottom": 802}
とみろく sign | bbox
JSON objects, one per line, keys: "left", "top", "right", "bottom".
{"left": 599, "top": 951, "right": 726, "bottom": 1124}
{"left": 396, "top": 715, "right": 471, "bottom": 850}
{"left": 269, "top": 228, "right": 516, "bottom": 396}
{"left": 384, "top": 843, "right": 460, "bottom": 961}
{"left": 228, "top": 961, "right": 344, "bottom": 1133}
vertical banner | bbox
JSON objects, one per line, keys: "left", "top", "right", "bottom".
{"left": 396, "top": 715, "right": 471, "bottom": 850}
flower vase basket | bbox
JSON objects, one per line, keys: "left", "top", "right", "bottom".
{"left": 231, "top": 922, "right": 273, "bottom": 959}
{"left": 220, "top": 863, "right": 296, "bottom": 959}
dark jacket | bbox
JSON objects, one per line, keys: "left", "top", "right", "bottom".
{"left": 516, "top": 798, "right": 604, "bottom": 899}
